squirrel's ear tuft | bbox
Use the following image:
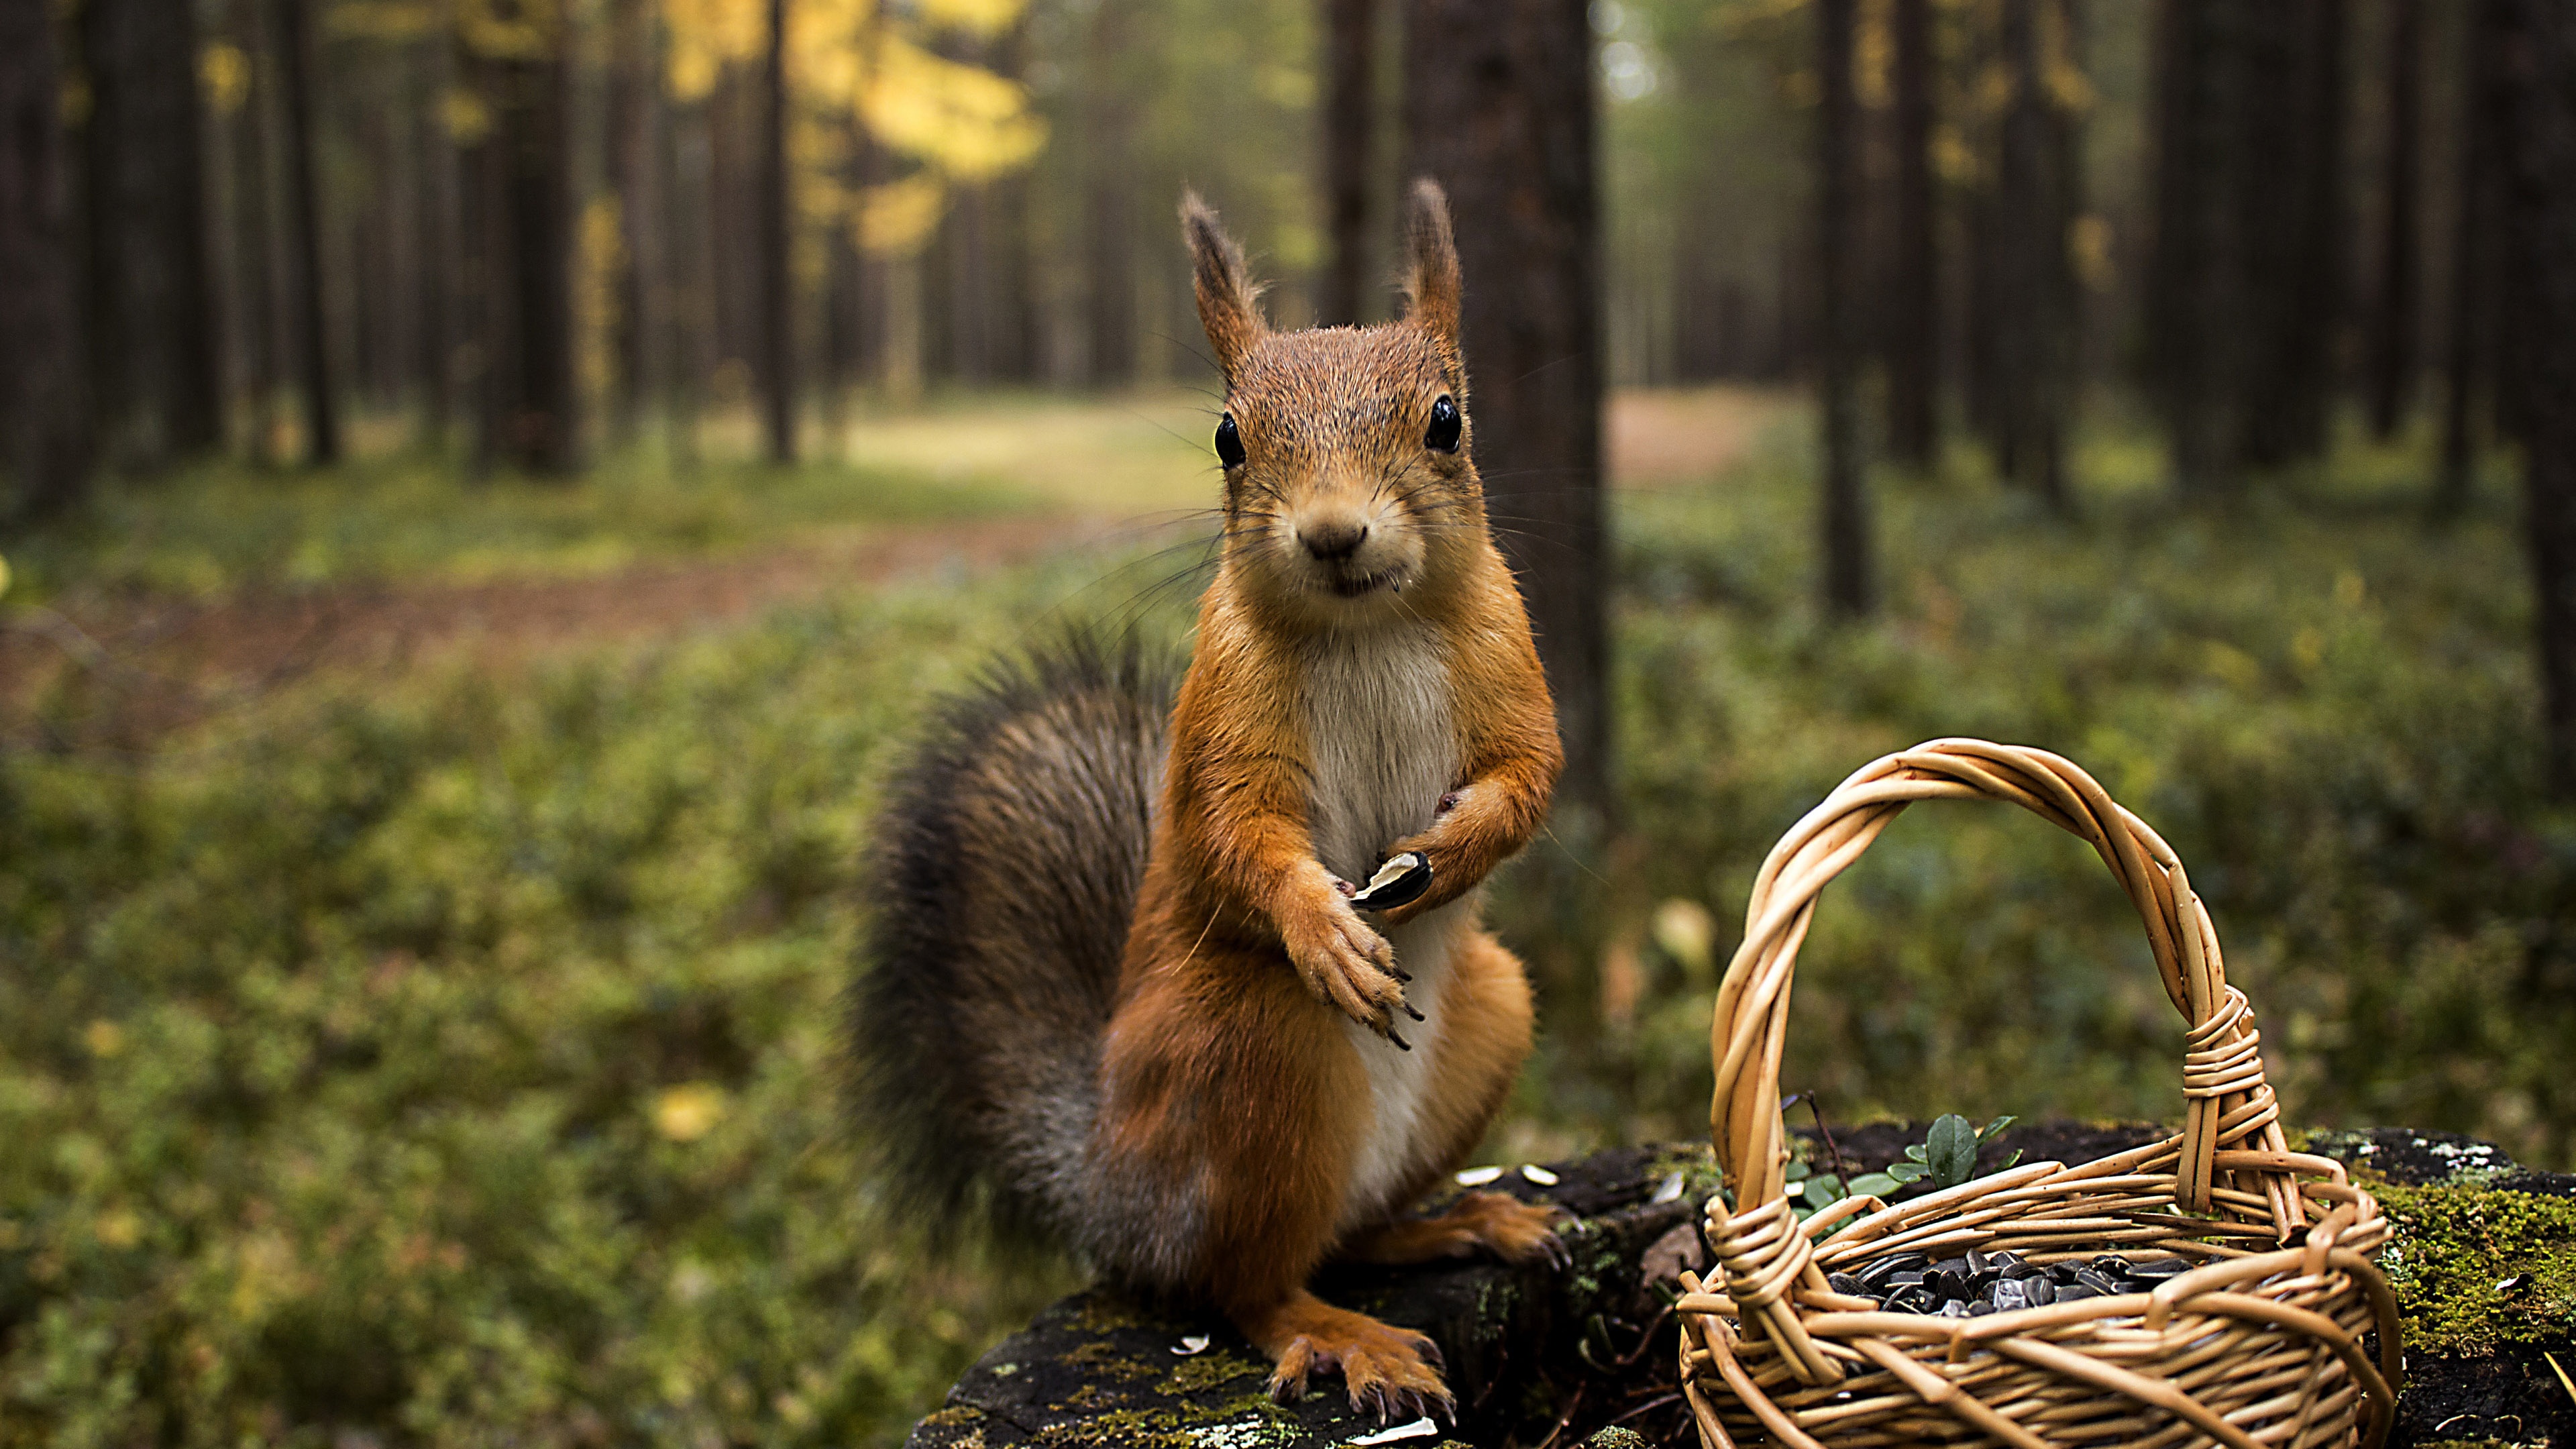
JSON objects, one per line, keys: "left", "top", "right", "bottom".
{"left": 1180, "top": 191, "right": 1265, "bottom": 380}
{"left": 1401, "top": 178, "right": 1462, "bottom": 356}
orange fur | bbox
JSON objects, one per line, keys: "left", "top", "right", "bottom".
{"left": 1091, "top": 184, "right": 1562, "bottom": 1422}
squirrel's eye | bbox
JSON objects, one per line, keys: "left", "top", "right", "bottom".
{"left": 1215, "top": 413, "right": 1246, "bottom": 468}
{"left": 1425, "top": 395, "right": 1462, "bottom": 453}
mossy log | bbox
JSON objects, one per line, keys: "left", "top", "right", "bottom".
{"left": 905, "top": 1129, "right": 2575, "bottom": 1448}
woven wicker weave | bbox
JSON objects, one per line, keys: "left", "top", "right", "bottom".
{"left": 1676, "top": 739, "right": 2402, "bottom": 1449}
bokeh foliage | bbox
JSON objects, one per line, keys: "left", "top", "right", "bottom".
{"left": 5, "top": 407, "right": 2572, "bottom": 1445}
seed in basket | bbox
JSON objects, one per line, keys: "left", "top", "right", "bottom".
{"left": 2127, "top": 1256, "right": 2192, "bottom": 1279}
{"left": 2023, "top": 1277, "right": 2057, "bottom": 1305}
{"left": 1853, "top": 1252, "right": 1922, "bottom": 1287}
{"left": 1826, "top": 1272, "right": 1870, "bottom": 1297}
{"left": 1990, "top": 1279, "right": 2029, "bottom": 1311}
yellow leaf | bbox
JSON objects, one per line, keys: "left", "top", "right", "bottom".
{"left": 857, "top": 173, "right": 947, "bottom": 257}
{"left": 1652, "top": 900, "right": 1717, "bottom": 986}
{"left": 860, "top": 34, "right": 1046, "bottom": 182}
{"left": 83, "top": 1019, "right": 125, "bottom": 1058}
{"left": 95, "top": 1209, "right": 142, "bottom": 1249}
{"left": 916, "top": 0, "right": 1025, "bottom": 38}
{"left": 653, "top": 1082, "right": 728, "bottom": 1142}
{"left": 441, "top": 87, "right": 493, "bottom": 144}
{"left": 457, "top": 0, "right": 556, "bottom": 61}
{"left": 199, "top": 43, "right": 250, "bottom": 116}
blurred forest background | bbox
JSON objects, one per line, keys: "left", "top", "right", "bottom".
{"left": 7, "top": 0, "right": 2576, "bottom": 1443}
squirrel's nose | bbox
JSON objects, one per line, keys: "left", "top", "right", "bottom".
{"left": 1301, "top": 519, "right": 1368, "bottom": 562}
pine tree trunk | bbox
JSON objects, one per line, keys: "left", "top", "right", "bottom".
{"left": 2367, "top": 0, "right": 2424, "bottom": 440}
{"left": 1083, "top": 0, "right": 1136, "bottom": 388}
{"left": 606, "top": 0, "right": 661, "bottom": 443}
{"left": 1319, "top": 0, "right": 1375, "bottom": 326}
{"left": 1994, "top": 0, "right": 2045, "bottom": 495}
{"left": 475, "top": 24, "right": 576, "bottom": 475}
{"left": 1817, "top": 0, "right": 1873, "bottom": 616}
{"left": 83, "top": 0, "right": 225, "bottom": 466}
{"left": 1885, "top": 0, "right": 1937, "bottom": 470}
{"left": 1403, "top": 0, "right": 1610, "bottom": 827}
{"left": 759, "top": 0, "right": 795, "bottom": 462}
{"left": 0, "top": 0, "right": 91, "bottom": 518}
{"left": 270, "top": 0, "right": 337, "bottom": 463}
{"left": 988, "top": 20, "right": 1038, "bottom": 382}
{"left": 227, "top": 0, "right": 280, "bottom": 461}
{"left": 2149, "top": 0, "right": 2231, "bottom": 495}
{"left": 2236, "top": 0, "right": 2348, "bottom": 471}
{"left": 2495, "top": 0, "right": 2576, "bottom": 792}
{"left": 2438, "top": 0, "right": 2505, "bottom": 517}
{"left": 415, "top": 34, "right": 455, "bottom": 451}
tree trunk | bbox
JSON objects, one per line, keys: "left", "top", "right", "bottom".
{"left": 759, "top": 0, "right": 794, "bottom": 462}
{"left": 988, "top": 20, "right": 1038, "bottom": 382}
{"left": 1988, "top": 0, "right": 2078, "bottom": 506}
{"left": 1084, "top": 0, "right": 1137, "bottom": 388}
{"left": 271, "top": 0, "right": 337, "bottom": 464}
{"left": 606, "top": 0, "right": 661, "bottom": 444}
{"left": 415, "top": 35, "right": 455, "bottom": 450}
{"left": 83, "top": 0, "right": 225, "bottom": 466}
{"left": 0, "top": 0, "right": 91, "bottom": 518}
{"left": 1403, "top": 0, "right": 1610, "bottom": 828}
{"left": 2148, "top": 0, "right": 2231, "bottom": 495}
{"left": 474, "top": 25, "right": 576, "bottom": 475}
{"left": 1885, "top": 0, "right": 1937, "bottom": 470}
{"left": 2235, "top": 0, "right": 2349, "bottom": 472}
{"left": 1319, "top": 0, "right": 1375, "bottom": 326}
{"left": 2438, "top": 0, "right": 2506, "bottom": 518}
{"left": 2367, "top": 0, "right": 2424, "bottom": 440}
{"left": 227, "top": 0, "right": 280, "bottom": 462}
{"left": 1817, "top": 0, "right": 1873, "bottom": 616}
{"left": 2495, "top": 0, "right": 2576, "bottom": 793}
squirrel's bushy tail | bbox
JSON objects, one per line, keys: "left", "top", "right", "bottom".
{"left": 847, "top": 627, "right": 1175, "bottom": 1250}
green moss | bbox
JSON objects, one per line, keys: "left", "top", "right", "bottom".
{"left": 1064, "top": 1340, "right": 1159, "bottom": 1382}
{"left": 2370, "top": 1182, "right": 2576, "bottom": 1356}
{"left": 1159, "top": 1349, "right": 1266, "bottom": 1398}
{"left": 1032, "top": 1406, "right": 1191, "bottom": 1448}
{"left": 920, "top": 1406, "right": 985, "bottom": 1427}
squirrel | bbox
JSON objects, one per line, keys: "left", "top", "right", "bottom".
{"left": 851, "top": 180, "right": 1566, "bottom": 1426}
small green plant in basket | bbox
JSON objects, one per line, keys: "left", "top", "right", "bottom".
{"left": 1785, "top": 1114, "right": 2023, "bottom": 1222}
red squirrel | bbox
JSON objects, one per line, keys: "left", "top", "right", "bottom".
{"left": 852, "top": 180, "right": 1565, "bottom": 1425}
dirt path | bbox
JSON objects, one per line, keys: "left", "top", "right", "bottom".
{"left": 3, "top": 388, "right": 1783, "bottom": 749}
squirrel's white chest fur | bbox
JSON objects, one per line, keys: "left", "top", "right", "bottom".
{"left": 1298, "top": 625, "right": 1464, "bottom": 1234}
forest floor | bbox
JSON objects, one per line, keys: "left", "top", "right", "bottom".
{"left": 1, "top": 385, "right": 1783, "bottom": 750}
{"left": 11, "top": 386, "right": 2566, "bottom": 1449}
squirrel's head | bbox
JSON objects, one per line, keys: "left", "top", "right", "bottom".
{"left": 1183, "top": 180, "right": 1481, "bottom": 627}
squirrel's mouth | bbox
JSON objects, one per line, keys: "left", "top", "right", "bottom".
{"left": 1326, "top": 566, "right": 1405, "bottom": 598}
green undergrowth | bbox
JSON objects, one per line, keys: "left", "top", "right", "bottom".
{"left": 1499, "top": 409, "right": 2576, "bottom": 1173}
{"left": 6, "top": 396, "right": 2575, "bottom": 1445}
{"left": 1, "top": 570, "right": 1124, "bottom": 1447}
{"left": 1, "top": 445, "right": 1042, "bottom": 601}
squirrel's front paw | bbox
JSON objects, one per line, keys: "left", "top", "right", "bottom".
{"left": 1281, "top": 896, "right": 1418, "bottom": 1046}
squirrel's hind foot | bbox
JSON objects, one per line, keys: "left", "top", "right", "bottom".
{"left": 1246, "top": 1291, "right": 1454, "bottom": 1426}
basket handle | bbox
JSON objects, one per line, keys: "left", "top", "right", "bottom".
{"left": 1703, "top": 742, "right": 2305, "bottom": 1376}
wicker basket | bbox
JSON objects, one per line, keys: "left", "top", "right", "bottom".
{"left": 1676, "top": 739, "right": 2402, "bottom": 1449}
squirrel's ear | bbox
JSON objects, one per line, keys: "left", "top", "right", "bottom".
{"left": 1180, "top": 191, "right": 1266, "bottom": 380}
{"left": 1401, "top": 178, "right": 1462, "bottom": 356}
